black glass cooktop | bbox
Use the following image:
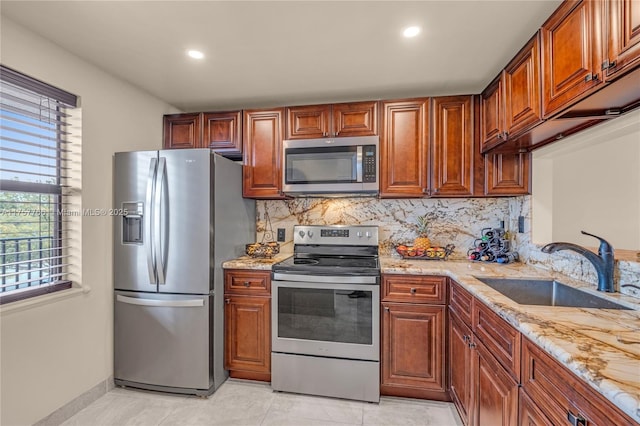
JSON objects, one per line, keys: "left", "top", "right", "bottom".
{"left": 272, "top": 255, "right": 380, "bottom": 276}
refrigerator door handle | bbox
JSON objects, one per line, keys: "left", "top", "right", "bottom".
{"left": 155, "top": 157, "right": 167, "bottom": 285}
{"left": 145, "top": 158, "right": 158, "bottom": 284}
{"left": 116, "top": 294, "right": 204, "bottom": 308}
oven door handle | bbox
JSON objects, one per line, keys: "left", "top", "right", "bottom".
{"left": 272, "top": 273, "right": 378, "bottom": 285}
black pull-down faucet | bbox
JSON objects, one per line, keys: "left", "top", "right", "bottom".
{"left": 541, "top": 231, "right": 615, "bottom": 293}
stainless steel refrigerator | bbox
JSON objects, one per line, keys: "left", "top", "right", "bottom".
{"left": 113, "top": 149, "right": 255, "bottom": 396}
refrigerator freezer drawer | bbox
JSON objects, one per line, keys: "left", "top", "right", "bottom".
{"left": 114, "top": 291, "right": 212, "bottom": 393}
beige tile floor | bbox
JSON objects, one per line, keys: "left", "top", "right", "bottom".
{"left": 61, "top": 379, "right": 463, "bottom": 426}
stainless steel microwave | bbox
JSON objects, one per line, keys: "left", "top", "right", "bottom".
{"left": 282, "top": 136, "right": 379, "bottom": 196}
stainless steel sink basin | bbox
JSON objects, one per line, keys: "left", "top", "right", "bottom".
{"left": 474, "top": 277, "right": 632, "bottom": 310}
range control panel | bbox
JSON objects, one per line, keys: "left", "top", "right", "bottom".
{"left": 293, "top": 225, "right": 379, "bottom": 246}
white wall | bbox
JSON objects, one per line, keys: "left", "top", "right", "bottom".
{"left": 0, "top": 17, "right": 179, "bottom": 425}
{"left": 532, "top": 109, "right": 640, "bottom": 250}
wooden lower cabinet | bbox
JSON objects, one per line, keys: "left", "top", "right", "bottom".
{"left": 381, "top": 274, "right": 448, "bottom": 401}
{"left": 381, "top": 302, "right": 447, "bottom": 400}
{"left": 521, "top": 337, "right": 638, "bottom": 426}
{"left": 449, "top": 308, "right": 518, "bottom": 426}
{"left": 519, "top": 388, "right": 552, "bottom": 426}
{"left": 448, "top": 311, "right": 473, "bottom": 425}
{"left": 224, "top": 269, "right": 271, "bottom": 381}
{"left": 473, "top": 338, "right": 519, "bottom": 426}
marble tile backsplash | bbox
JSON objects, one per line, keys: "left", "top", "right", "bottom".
{"left": 257, "top": 195, "right": 640, "bottom": 299}
{"left": 257, "top": 197, "right": 512, "bottom": 257}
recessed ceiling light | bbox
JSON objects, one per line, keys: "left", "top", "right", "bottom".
{"left": 187, "top": 50, "right": 204, "bottom": 60}
{"left": 403, "top": 26, "right": 421, "bottom": 38}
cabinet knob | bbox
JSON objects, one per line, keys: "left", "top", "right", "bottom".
{"left": 243, "top": 281, "right": 250, "bottom": 287}
{"left": 225, "top": 299, "right": 230, "bottom": 304}
{"left": 463, "top": 335, "right": 469, "bottom": 343}
{"left": 468, "top": 342, "right": 476, "bottom": 349}
{"left": 410, "top": 288, "right": 417, "bottom": 294}
{"left": 384, "top": 306, "right": 390, "bottom": 312}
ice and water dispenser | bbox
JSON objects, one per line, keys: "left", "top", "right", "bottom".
{"left": 122, "top": 202, "right": 144, "bottom": 244}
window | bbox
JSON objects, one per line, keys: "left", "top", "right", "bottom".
{"left": 0, "top": 65, "right": 79, "bottom": 304}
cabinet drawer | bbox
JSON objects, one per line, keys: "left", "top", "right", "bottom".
{"left": 449, "top": 280, "right": 473, "bottom": 326}
{"left": 224, "top": 270, "right": 271, "bottom": 295}
{"left": 521, "top": 338, "right": 636, "bottom": 426}
{"left": 382, "top": 275, "right": 446, "bottom": 304}
{"left": 472, "top": 299, "right": 520, "bottom": 381}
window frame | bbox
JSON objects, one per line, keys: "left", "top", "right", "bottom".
{"left": 0, "top": 65, "right": 77, "bottom": 305}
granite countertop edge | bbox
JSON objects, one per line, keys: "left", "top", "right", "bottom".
{"left": 223, "top": 254, "right": 640, "bottom": 422}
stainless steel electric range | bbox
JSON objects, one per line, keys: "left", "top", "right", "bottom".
{"left": 271, "top": 225, "right": 380, "bottom": 403}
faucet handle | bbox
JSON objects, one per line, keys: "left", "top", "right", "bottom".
{"left": 580, "top": 230, "right": 613, "bottom": 255}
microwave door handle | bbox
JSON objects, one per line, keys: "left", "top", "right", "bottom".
{"left": 356, "top": 145, "right": 363, "bottom": 182}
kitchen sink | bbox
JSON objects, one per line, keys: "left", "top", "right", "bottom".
{"left": 474, "top": 277, "right": 632, "bottom": 310}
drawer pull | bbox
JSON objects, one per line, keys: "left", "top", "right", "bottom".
{"left": 468, "top": 342, "right": 476, "bottom": 349}
{"left": 243, "top": 281, "right": 251, "bottom": 287}
{"left": 567, "top": 411, "right": 586, "bottom": 426}
{"left": 410, "top": 288, "right": 417, "bottom": 294}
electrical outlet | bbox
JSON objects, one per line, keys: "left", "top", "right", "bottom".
{"left": 277, "top": 228, "right": 286, "bottom": 242}
{"left": 518, "top": 216, "right": 525, "bottom": 233}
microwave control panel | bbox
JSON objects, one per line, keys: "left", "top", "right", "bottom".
{"left": 363, "top": 145, "right": 377, "bottom": 182}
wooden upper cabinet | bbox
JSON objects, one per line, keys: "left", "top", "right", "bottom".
{"left": 164, "top": 112, "right": 242, "bottom": 158}
{"left": 286, "top": 104, "right": 331, "bottom": 139}
{"left": 242, "top": 109, "right": 285, "bottom": 199}
{"left": 480, "top": 75, "right": 505, "bottom": 152}
{"left": 431, "top": 95, "right": 474, "bottom": 197}
{"left": 331, "top": 101, "right": 378, "bottom": 137}
{"left": 163, "top": 113, "right": 201, "bottom": 149}
{"left": 605, "top": 0, "right": 640, "bottom": 79}
{"left": 379, "top": 99, "right": 429, "bottom": 198}
{"left": 285, "top": 101, "right": 378, "bottom": 139}
{"left": 541, "top": 0, "right": 603, "bottom": 118}
{"left": 485, "top": 152, "right": 531, "bottom": 196}
{"left": 202, "top": 111, "right": 242, "bottom": 158}
{"left": 504, "top": 34, "right": 543, "bottom": 140}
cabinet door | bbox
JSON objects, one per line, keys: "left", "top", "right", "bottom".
{"left": 163, "top": 113, "right": 202, "bottom": 149}
{"left": 379, "top": 99, "right": 429, "bottom": 198}
{"left": 504, "top": 34, "right": 542, "bottom": 139}
{"left": 242, "top": 109, "right": 285, "bottom": 199}
{"left": 224, "top": 295, "right": 271, "bottom": 381}
{"left": 202, "top": 111, "right": 242, "bottom": 158}
{"left": 472, "top": 339, "right": 518, "bottom": 426}
{"left": 449, "top": 311, "right": 473, "bottom": 426}
{"left": 519, "top": 389, "right": 553, "bottom": 426}
{"left": 381, "top": 302, "right": 446, "bottom": 400}
{"left": 480, "top": 75, "right": 505, "bottom": 152}
{"left": 606, "top": 0, "right": 640, "bottom": 79}
{"left": 332, "top": 101, "right": 378, "bottom": 137}
{"left": 541, "top": 0, "right": 603, "bottom": 118}
{"left": 431, "top": 95, "right": 474, "bottom": 197}
{"left": 485, "top": 152, "right": 530, "bottom": 196}
{"left": 285, "top": 104, "right": 331, "bottom": 139}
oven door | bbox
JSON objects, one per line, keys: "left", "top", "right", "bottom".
{"left": 272, "top": 276, "right": 379, "bottom": 361}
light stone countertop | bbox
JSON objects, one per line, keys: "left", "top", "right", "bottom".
{"left": 222, "top": 253, "right": 640, "bottom": 422}
{"left": 222, "top": 253, "right": 291, "bottom": 270}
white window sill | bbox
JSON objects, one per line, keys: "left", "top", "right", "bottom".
{"left": 0, "top": 284, "right": 91, "bottom": 316}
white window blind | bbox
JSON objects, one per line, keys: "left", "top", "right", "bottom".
{"left": 0, "top": 65, "right": 80, "bottom": 304}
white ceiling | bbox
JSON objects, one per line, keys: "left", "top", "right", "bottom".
{"left": 1, "top": 1, "right": 562, "bottom": 112}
